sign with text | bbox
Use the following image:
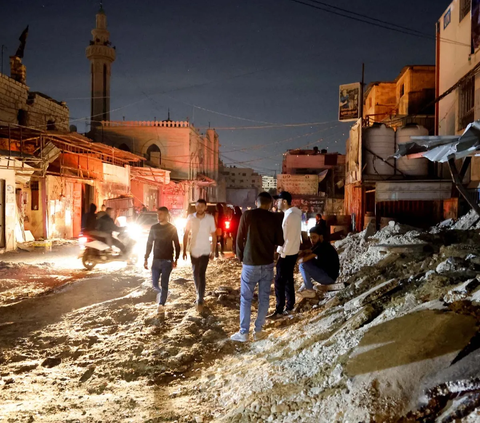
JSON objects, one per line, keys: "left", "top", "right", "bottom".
{"left": 339, "top": 82, "right": 361, "bottom": 122}
{"left": 277, "top": 174, "right": 318, "bottom": 195}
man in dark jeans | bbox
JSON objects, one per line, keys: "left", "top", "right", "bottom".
{"left": 231, "top": 192, "right": 284, "bottom": 342}
{"left": 268, "top": 191, "right": 302, "bottom": 319}
{"left": 298, "top": 226, "right": 340, "bottom": 298}
{"left": 144, "top": 207, "right": 180, "bottom": 315}
{"left": 183, "top": 199, "right": 217, "bottom": 313}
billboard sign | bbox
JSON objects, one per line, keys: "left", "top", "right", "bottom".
{"left": 277, "top": 174, "right": 318, "bottom": 195}
{"left": 339, "top": 82, "right": 361, "bottom": 122}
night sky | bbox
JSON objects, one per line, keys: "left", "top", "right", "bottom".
{"left": 1, "top": 0, "right": 451, "bottom": 175}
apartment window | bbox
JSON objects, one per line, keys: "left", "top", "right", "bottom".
{"left": 444, "top": 9, "right": 451, "bottom": 29}
{"left": 460, "top": 0, "right": 471, "bottom": 22}
{"left": 242, "top": 173, "right": 246, "bottom": 176}
{"left": 458, "top": 76, "right": 475, "bottom": 131}
{"left": 240, "top": 179, "right": 244, "bottom": 183}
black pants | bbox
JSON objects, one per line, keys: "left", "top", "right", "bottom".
{"left": 191, "top": 255, "right": 210, "bottom": 304}
{"left": 215, "top": 236, "right": 224, "bottom": 257}
{"left": 274, "top": 254, "right": 298, "bottom": 313}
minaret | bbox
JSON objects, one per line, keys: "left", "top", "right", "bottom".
{"left": 86, "top": 4, "right": 115, "bottom": 128}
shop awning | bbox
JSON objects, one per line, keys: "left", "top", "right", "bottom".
{"left": 130, "top": 166, "right": 170, "bottom": 187}
{"left": 393, "top": 120, "right": 480, "bottom": 163}
{"left": 0, "top": 156, "right": 36, "bottom": 184}
{"left": 194, "top": 174, "right": 216, "bottom": 187}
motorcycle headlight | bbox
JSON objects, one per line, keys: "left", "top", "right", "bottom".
{"left": 126, "top": 223, "right": 141, "bottom": 234}
{"left": 173, "top": 218, "right": 187, "bottom": 232}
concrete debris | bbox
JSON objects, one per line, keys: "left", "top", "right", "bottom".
{"left": 2, "top": 210, "right": 480, "bottom": 422}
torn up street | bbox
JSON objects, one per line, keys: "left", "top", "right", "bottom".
{"left": 2, "top": 212, "right": 480, "bottom": 422}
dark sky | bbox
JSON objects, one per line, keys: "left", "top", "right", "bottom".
{"left": 1, "top": 0, "right": 450, "bottom": 175}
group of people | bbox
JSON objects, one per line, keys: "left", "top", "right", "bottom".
{"left": 143, "top": 193, "right": 340, "bottom": 342}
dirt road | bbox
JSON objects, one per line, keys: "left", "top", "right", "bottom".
{"left": 0, "top": 246, "right": 258, "bottom": 422}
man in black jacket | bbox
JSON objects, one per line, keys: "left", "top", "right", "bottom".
{"left": 231, "top": 192, "right": 284, "bottom": 342}
{"left": 96, "top": 207, "right": 127, "bottom": 253}
{"left": 298, "top": 226, "right": 340, "bottom": 298}
{"left": 144, "top": 207, "right": 180, "bottom": 314}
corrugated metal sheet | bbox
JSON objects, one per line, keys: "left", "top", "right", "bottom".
{"left": 376, "top": 181, "right": 452, "bottom": 202}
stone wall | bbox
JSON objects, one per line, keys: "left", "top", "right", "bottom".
{"left": 0, "top": 74, "right": 69, "bottom": 131}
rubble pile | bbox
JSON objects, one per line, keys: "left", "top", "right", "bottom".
{"left": 192, "top": 218, "right": 480, "bottom": 422}
{"left": 2, "top": 215, "right": 480, "bottom": 422}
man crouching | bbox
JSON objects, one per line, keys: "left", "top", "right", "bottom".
{"left": 298, "top": 226, "right": 340, "bottom": 298}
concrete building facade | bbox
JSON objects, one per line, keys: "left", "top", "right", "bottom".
{"left": 436, "top": 0, "right": 480, "bottom": 205}
{"left": 223, "top": 166, "right": 262, "bottom": 190}
{"left": 0, "top": 73, "right": 69, "bottom": 132}
{"left": 262, "top": 175, "right": 277, "bottom": 191}
{"left": 363, "top": 66, "right": 436, "bottom": 133}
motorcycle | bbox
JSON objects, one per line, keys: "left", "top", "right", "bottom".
{"left": 78, "top": 230, "right": 138, "bottom": 270}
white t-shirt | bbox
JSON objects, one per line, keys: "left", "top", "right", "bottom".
{"left": 186, "top": 212, "right": 216, "bottom": 258}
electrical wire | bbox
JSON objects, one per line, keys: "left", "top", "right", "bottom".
{"left": 288, "top": 0, "right": 470, "bottom": 48}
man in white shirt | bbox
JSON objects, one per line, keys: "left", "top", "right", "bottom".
{"left": 268, "top": 191, "right": 302, "bottom": 319}
{"left": 183, "top": 199, "right": 217, "bottom": 312}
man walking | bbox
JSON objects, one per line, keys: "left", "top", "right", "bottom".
{"left": 268, "top": 191, "right": 302, "bottom": 319}
{"left": 183, "top": 199, "right": 216, "bottom": 313}
{"left": 144, "top": 207, "right": 180, "bottom": 315}
{"left": 231, "top": 192, "right": 284, "bottom": 342}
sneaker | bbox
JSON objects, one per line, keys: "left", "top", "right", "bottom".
{"left": 299, "top": 289, "right": 316, "bottom": 299}
{"left": 157, "top": 304, "right": 165, "bottom": 315}
{"left": 283, "top": 309, "right": 293, "bottom": 316}
{"left": 253, "top": 330, "right": 267, "bottom": 341}
{"left": 196, "top": 302, "right": 204, "bottom": 313}
{"left": 266, "top": 311, "right": 283, "bottom": 320}
{"left": 230, "top": 332, "right": 249, "bottom": 342}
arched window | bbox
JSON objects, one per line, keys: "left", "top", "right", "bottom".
{"left": 118, "top": 143, "right": 131, "bottom": 152}
{"left": 146, "top": 144, "right": 161, "bottom": 166}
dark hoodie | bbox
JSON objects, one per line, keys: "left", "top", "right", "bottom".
{"left": 82, "top": 203, "right": 97, "bottom": 232}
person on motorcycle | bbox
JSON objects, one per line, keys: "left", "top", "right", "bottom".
{"left": 96, "top": 207, "right": 127, "bottom": 254}
{"left": 82, "top": 203, "right": 98, "bottom": 233}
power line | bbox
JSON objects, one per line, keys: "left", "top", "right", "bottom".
{"left": 288, "top": 0, "right": 471, "bottom": 48}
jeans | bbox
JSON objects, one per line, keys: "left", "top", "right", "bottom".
{"left": 240, "top": 263, "right": 274, "bottom": 334}
{"left": 191, "top": 255, "right": 210, "bottom": 304}
{"left": 152, "top": 259, "right": 173, "bottom": 305}
{"left": 299, "top": 260, "right": 335, "bottom": 289}
{"left": 274, "top": 254, "right": 298, "bottom": 313}
{"left": 215, "top": 236, "right": 224, "bottom": 257}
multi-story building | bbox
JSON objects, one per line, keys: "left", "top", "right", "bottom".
{"left": 220, "top": 166, "right": 262, "bottom": 209}
{"left": 223, "top": 166, "right": 263, "bottom": 190}
{"left": 436, "top": 0, "right": 480, "bottom": 209}
{"left": 363, "top": 65, "right": 436, "bottom": 133}
{"left": 344, "top": 62, "right": 459, "bottom": 231}
{"left": 280, "top": 148, "right": 345, "bottom": 215}
{"left": 262, "top": 175, "right": 277, "bottom": 191}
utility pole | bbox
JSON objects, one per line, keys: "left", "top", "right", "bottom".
{"left": 360, "top": 63, "right": 365, "bottom": 126}
{"left": 1, "top": 45, "right": 7, "bottom": 75}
